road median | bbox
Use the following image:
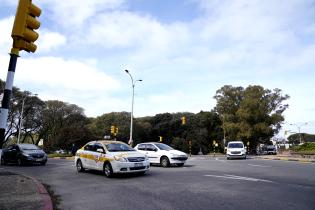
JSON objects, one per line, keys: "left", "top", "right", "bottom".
{"left": 255, "top": 155, "right": 315, "bottom": 163}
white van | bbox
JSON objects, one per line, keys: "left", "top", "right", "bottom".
{"left": 226, "top": 141, "right": 247, "bottom": 160}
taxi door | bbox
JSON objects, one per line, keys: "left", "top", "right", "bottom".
{"left": 93, "top": 143, "right": 107, "bottom": 170}
{"left": 81, "top": 143, "right": 96, "bottom": 169}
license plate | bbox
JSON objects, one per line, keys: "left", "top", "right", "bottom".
{"left": 134, "top": 163, "right": 143, "bottom": 167}
{"left": 36, "top": 158, "right": 43, "bottom": 162}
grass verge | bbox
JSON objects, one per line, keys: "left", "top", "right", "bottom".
{"left": 48, "top": 153, "right": 73, "bottom": 158}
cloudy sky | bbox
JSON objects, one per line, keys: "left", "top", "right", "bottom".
{"left": 0, "top": 0, "right": 314, "bottom": 136}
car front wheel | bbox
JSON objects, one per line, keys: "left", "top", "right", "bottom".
{"left": 1, "top": 157, "right": 5, "bottom": 165}
{"left": 160, "top": 156, "right": 170, "bottom": 168}
{"left": 76, "top": 159, "right": 85, "bottom": 172}
{"left": 104, "top": 162, "right": 113, "bottom": 178}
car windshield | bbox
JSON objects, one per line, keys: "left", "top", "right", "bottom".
{"left": 106, "top": 143, "right": 135, "bottom": 152}
{"left": 267, "top": 146, "right": 275, "bottom": 150}
{"left": 154, "top": 143, "right": 173, "bottom": 151}
{"left": 228, "top": 143, "right": 244, "bottom": 148}
{"left": 19, "top": 144, "right": 40, "bottom": 150}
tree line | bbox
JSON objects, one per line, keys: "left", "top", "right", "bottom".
{"left": 1, "top": 80, "right": 290, "bottom": 154}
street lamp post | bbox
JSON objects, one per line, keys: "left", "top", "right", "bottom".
{"left": 290, "top": 122, "right": 308, "bottom": 144}
{"left": 17, "top": 93, "right": 37, "bottom": 144}
{"left": 125, "top": 69, "right": 142, "bottom": 147}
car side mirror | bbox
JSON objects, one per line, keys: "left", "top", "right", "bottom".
{"left": 96, "top": 148, "right": 105, "bottom": 153}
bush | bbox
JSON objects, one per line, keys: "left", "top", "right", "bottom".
{"left": 293, "top": 142, "right": 315, "bottom": 151}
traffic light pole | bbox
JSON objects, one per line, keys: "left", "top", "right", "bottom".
{"left": 0, "top": 50, "right": 19, "bottom": 149}
{"left": 0, "top": 0, "right": 41, "bottom": 150}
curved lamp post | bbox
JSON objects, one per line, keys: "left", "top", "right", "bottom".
{"left": 125, "top": 69, "right": 142, "bottom": 147}
{"left": 17, "top": 93, "right": 37, "bottom": 144}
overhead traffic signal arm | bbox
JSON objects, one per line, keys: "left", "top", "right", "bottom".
{"left": 11, "top": 0, "right": 41, "bottom": 54}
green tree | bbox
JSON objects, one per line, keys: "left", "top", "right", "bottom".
{"left": 214, "top": 85, "right": 244, "bottom": 141}
{"left": 39, "top": 100, "right": 88, "bottom": 151}
{"left": 214, "top": 85, "right": 289, "bottom": 150}
{"left": 89, "top": 112, "right": 131, "bottom": 143}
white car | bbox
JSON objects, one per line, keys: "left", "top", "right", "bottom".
{"left": 134, "top": 142, "right": 188, "bottom": 167}
{"left": 75, "top": 140, "right": 150, "bottom": 177}
{"left": 226, "top": 141, "right": 247, "bottom": 160}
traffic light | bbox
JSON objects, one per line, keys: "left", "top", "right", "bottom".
{"left": 11, "top": 0, "right": 41, "bottom": 53}
{"left": 115, "top": 127, "right": 119, "bottom": 136}
{"left": 159, "top": 136, "right": 163, "bottom": 142}
{"left": 110, "top": 126, "right": 115, "bottom": 134}
{"left": 181, "top": 116, "right": 186, "bottom": 125}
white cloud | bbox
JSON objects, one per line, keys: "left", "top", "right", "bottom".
{"left": 37, "top": 30, "right": 66, "bottom": 53}
{"left": 14, "top": 56, "right": 120, "bottom": 91}
{"left": 41, "top": 0, "right": 125, "bottom": 27}
{"left": 86, "top": 12, "right": 167, "bottom": 48}
{"left": 84, "top": 11, "right": 190, "bottom": 52}
{"left": 0, "top": 16, "right": 14, "bottom": 54}
{"left": 0, "top": 54, "right": 123, "bottom": 117}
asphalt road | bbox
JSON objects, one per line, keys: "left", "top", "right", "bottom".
{"left": 1, "top": 157, "right": 315, "bottom": 210}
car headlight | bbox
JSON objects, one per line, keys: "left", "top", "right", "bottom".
{"left": 114, "top": 156, "right": 127, "bottom": 162}
{"left": 170, "top": 153, "right": 180, "bottom": 157}
{"left": 22, "top": 153, "right": 31, "bottom": 157}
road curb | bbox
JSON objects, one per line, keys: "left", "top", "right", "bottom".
{"left": 21, "top": 174, "right": 53, "bottom": 210}
{"left": 49, "top": 156, "right": 74, "bottom": 160}
{"left": 33, "top": 178, "right": 53, "bottom": 210}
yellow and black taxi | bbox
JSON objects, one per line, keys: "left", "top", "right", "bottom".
{"left": 75, "top": 140, "right": 150, "bottom": 177}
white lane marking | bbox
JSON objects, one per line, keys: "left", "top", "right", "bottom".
{"left": 248, "top": 164, "right": 271, "bottom": 168}
{"left": 204, "top": 174, "right": 273, "bottom": 183}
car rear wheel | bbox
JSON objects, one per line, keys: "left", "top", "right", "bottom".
{"left": 104, "top": 162, "right": 113, "bottom": 178}
{"left": 76, "top": 159, "right": 85, "bottom": 172}
{"left": 160, "top": 156, "right": 170, "bottom": 168}
{"left": 17, "top": 158, "right": 23, "bottom": 166}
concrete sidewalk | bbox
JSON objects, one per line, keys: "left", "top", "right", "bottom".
{"left": 0, "top": 171, "right": 53, "bottom": 210}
